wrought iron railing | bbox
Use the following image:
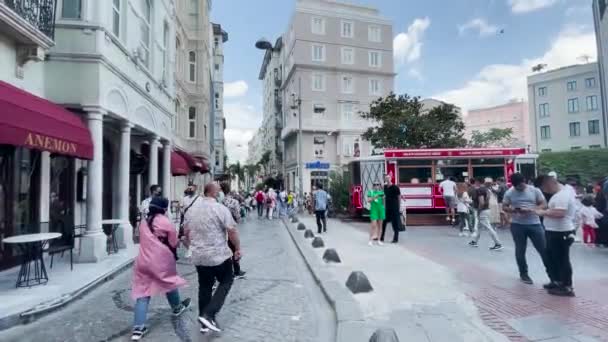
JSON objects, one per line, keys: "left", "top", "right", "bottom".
{"left": 3, "top": 0, "right": 57, "bottom": 39}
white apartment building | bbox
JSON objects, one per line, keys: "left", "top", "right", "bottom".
{"left": 211, "top": 23, "right": 228, "bottom": 179}
{"left": 280, "top": 0, "right": 395, "bottom": 194}
{"left": 528, "top": 63, "right": 605, "bottom": 152}
{"left": 593, "top": 0, "right": 608, "bottom": 147}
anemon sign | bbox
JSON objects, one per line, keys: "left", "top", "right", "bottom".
{"left": 24, "top": 133, "right": 78, "bottom": 155}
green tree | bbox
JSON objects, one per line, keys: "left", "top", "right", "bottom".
{"left": 227, "top": 162, "right": 244, "bottom": 189}
{"left": 360, "top": 93, "right": 467, "bottom": 148}
{"left": 328, "top": 171, "right": 351, "bottom": 214}
{"left": 469, "top": 128, "right": 516, "bottom": 147}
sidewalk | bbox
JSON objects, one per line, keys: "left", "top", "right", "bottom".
{"left": 0, "top": 247, "right": 136, "bottom": 331}
{"left": 292, "top": 216, "right": 509, "bottom": 342}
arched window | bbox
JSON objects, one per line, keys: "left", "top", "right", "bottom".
{"left": 188, "top": 51, "right": 196, "bottom": 82}
{"left": 188, "top": 107, "right": 196, "bottom": 138}
{"left": 139, "top": 0, "right": 151, "bottom": 68}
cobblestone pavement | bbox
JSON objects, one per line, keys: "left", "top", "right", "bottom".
{"left": 347, "top": 220, "right": 608, "bottom": 342}
{"left": 0, "top": 217, "right": 334, "bottom": 342}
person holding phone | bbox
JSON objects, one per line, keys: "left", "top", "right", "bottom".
{"left": 502, "top": 173, "right": 550, "bottom": 285}
{"left": 367, "top": 182, "right": 385, "bottom": 246}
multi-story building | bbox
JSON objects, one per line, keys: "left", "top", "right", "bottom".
{"left": 173, "top": 0, "right": 213, "bottom": 195}
{"left": 211, "top": 23, "right": 228, "bottom": 179}
{"left": 279, "top": 0, "right": 395, "bottom": 194}
{"left": 592, "top": 0, "right": 608, "bottom": 147}
{"left": 527, "top": 63, "right": 605, "bottom": 152}
{"left": 421, "top": 98, "right": 462, "bottom": 116}
{"left": 465, "top": 100, "right": 530, "bottom": 147}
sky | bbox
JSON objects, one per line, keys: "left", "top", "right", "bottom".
{"left": 211, "top": 0, "right": 597, "bottom": 163}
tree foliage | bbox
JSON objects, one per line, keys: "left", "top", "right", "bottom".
{"left": 469, "top": 128, "right": 516, "bottom": 147}
{"left": 538, "top": 149, "right": 608, "bottom": 185}
{"left": 328, "top": 171, "right": 351, "bottom": 214}
{"left": 360, "top": 93, "right": 467, "bottom": 149}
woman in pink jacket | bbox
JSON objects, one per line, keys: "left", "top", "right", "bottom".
{"left": 131, "top": 197, "right": 190, "bottom": 341}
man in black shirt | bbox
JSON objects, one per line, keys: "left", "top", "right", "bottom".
{"left": 381, "top": 175, "right": 404, "bottom": 243}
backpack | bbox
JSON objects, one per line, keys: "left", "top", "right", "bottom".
{"left": 256, "top": 192, "right": 264, "bottom": 203}
{"left": 266, "top": 196, "right": 272, "bottom": 204}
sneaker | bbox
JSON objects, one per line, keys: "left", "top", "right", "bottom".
{"left": 458, "top": 232, "right": 465, "bottom": 237}
{"left": 520, "top": 274, "right": 533, "bottom": 285}
{"left": 198, "top": 315, "right": 221, "bottom": 332}
{"left": 131, "top": 327, "right": 149, "bottom": 341}
{"left": 200, "top": 327, "right": 210, "bottom": 334}
{"left": 235, "top": 271, "right": 247, "bottom": 279}
{"left": 489, "top": 244, "right": 503, "bottom": 251}
{"left": 468, "top": 241, "right": 478, "bottom": 247}
{"left": 391, "top": 240, "right": 398, "bottom": 244}
{"left": 368, "top": 241, "right": 374, "bottom": 246}
{"left": 543, "top": 282, "right": 560, "bottom": 290}
{"left": 172, "top": 298, "right": 191, "bottom": 316}
{"left": 377, "top": 240, "right": 384, "bottom": 246}
{"left": 446, "top": 216, "right": 451, "bottom": 221}
{"left": 548, "top": 286, "right": 575, "bottom": 297}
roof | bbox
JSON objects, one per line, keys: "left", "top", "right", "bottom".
{"left": 211, "top": 23, "right": 228, "bottom": 42}
{"left": 258, "top": 37, "right": 283, "bottom": 80}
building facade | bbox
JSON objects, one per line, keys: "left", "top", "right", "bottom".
{"left": 527, "top": 63, "right": 605, "bottom": 152}
{"left": 465, "top": 100, "right": 530, "bottom": 147}
{"left": 593, "top": 0, "right": 608, "bottom": 148}
{"left": 279, "top": 0, "right": 395, "bottom": 194}
{"left": 211, "top": 23, "right": 228, "bottom": 179}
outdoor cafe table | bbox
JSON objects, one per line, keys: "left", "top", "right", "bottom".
{"left": 3, "top": 233, "right": 62, "bottom": 288}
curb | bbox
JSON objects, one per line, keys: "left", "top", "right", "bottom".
{"left": 281, "top": 218, "right": 368, "bottom": 342}
{"left": 0, "top": 256, "right": 134, "bottom": 331}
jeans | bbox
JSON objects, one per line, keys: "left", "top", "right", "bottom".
{"left": 458, "top": 212, "right": 469, "bottom": 232}
{"left": 510, "top": 223, "right": 549, "bottom": 276}
{"left": 545, "top": 230, "right": 574, "bottom": 287}
{"left": 472, "top": 209, "right": 500, "bottom": 245}
{"left": 133, "top": 289, "right": 181, "bottom": 328}
{"left": 196, "top": 258, "right": 234, "bottom": 318}
{"left": 257, "top": 203, "right": 264, "bottom": 217}
{"left": 468, "top": 208, "right": 478, "bottom": 234}
{"left": 381, "top": 211, "right": 400, "bottom": 242}
{"left": 315, "top": 210, "right": 327, "bottom": 233}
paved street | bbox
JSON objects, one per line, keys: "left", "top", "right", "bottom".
{"left": 0, "top": 218, "right": 334, "bottom": 342}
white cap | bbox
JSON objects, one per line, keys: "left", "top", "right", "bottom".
{"left": 484, "top": 177, "right": 493, "bottom": 184}
{"left": 548, "top": 171, "right": 557, "bottom": 178}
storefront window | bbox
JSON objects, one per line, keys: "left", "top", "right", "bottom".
{"left": 49, "top": 155, "right": 74, "bottom": 234}
{"left": 13, "top": 148, "right": 40, "bottom": 236}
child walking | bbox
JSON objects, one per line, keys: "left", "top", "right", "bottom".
{"left": 457, "top": 184, "right": 472, "bottom": 237}
{"left": 579, "top": 195, "right": 603, "bottom": 245}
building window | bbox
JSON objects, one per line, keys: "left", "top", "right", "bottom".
{"left": 567, "top": 98, "right": 579, "bottom": 113}
{"left": 313, "top": 104, "right": 326, "bottom": 119}
{"left": 590, "top": 144, "right": 602, "bottom": 149}
{"left": 62, "top": 0, "right": 82, "bottom": 19}
{"left": 571, "top": 146, "right": 582, "bottom": 151}
{"left": 341, "top": 103, "right": 354, "bottom": 121}
{"left": 188, "top": 51, "right": 196, "bottom": 82}
{"left": 139, "top": 0, "right": 152, "bottom": 68}
{"left": 538, "top": 103, "right": 549, "bottom": 117}
{"left": 541, "top": 149, "right": 552, "bottom": 152}
{"left": 214, "top": 92, "right": 220, "bottom": 109}
{"left": 368, "top": 25, "right": 381, "bottom": 42}
{"left": 214, "top": 63, "right": 219, "bottom": 71}
{"left": 369, "top": 79, "right": 381, "bottom": 96}
{"left": 540, "top": 125, "right": 551, "bottom": 139}
{"left": 311, "top": 16, "right": 325, "bottom": 35}
{"left": 341, "top": 75, "right": 354, "bottom": 94}
{"left": 569, "top": 122, "right": 581, "bottom": 137}
{"left": 215, "top": 150, "right": 220, "bottom": 167}
{"left": 162, "top": 22, "right": 169, "bottom": 80}
{"left": 586, "top": 95, "right": 598, "bottom": 111}
{"left": 369, "top": 51, "right": 381, "bottom": 68}
{"left": 188, "top": 107, "right": 196, "bottom": 138}
{"left": 312, "top": 73, "right": 325, "bottom": 91}
{"left": 342, "top": 136, "right": 357, "bottom": 157}
{"left": 588, "top": 119, "right": 600, "bottom": 135}
{"left": 341, "top": 20, "right": 354, "bottom": 38}
{"left": 586, "top": 77, "right": 596, "bottom": 88}
{"left": 567, "top": 80, "right": 577, "bottom": 91}
{"left": 204, "top": 124, "right": 207, "bottom": 140}
{"left": 538, "top": 86, "right": 547, "bottom": 97}
{"left": 312, "top": 44, "right": 325, "bottom": 62}
{"left": 341, "top": 47, "right": 354, "bottom": 65}
{"left": 112, "top": 0, "right": 121, "bottom": 37}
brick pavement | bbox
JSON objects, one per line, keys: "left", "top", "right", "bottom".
{"left": 0, "top": 218, "right": 332, "bottom": 342}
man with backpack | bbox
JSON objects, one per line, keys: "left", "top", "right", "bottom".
{"left": 469, "top": 177, "right": 503, "bottom": 251}
{"left": 255, "top": 189, "right": 265, "bottom": 218}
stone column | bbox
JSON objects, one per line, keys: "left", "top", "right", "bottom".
{"left": 117, "top": 122, "right": 133, "bottom": 249}
{"left": 161, "top": 140, "right": 172, "bottom": 218}
{"left": 148, "top": 135, "right": 159, "bottom": 186}
{"left": 77, "top": 110, "right": 107, "bottom": 263}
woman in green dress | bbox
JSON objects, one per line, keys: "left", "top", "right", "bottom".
{"left": 367, "top": 182, "right": 385, "bottom": 246}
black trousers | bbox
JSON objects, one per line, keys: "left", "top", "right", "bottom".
{"left": 545, "top": 230, "right": 574, "bottom": 287}
{"left": 227, "top": 240, "right": 241, "bottom": 275}
{"left": 196, "top": 258, "right": 234, "bottom": 318}
{"left": 257, "top": 203, "right": 264, "bottom": 217}
{"left": 381, "top": 211, "right": 400, "bottom": 242}
{"left": 315, "top": 210, "right": 327, "bottom": 233}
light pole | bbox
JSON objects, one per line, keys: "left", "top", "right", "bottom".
{"left": 290, "top": 79, "right": 303, "bottom": 203}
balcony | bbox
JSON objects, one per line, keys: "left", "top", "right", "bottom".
{"left": 274, "top": 69, "right": 282, "bottom": 87}
{"left": 0, "top": 0, "right": 56, "bottom": 49}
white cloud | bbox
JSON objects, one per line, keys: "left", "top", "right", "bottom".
{"left": 224, "top": 80, "right": 249, "bottom": 98}
{"left": 408, "top": 68, "right": 424, "bottom": 81}
{"left": 393, "top": 17, "right": 431, "bottom": 65}
{"left": 433, "top": 25, "right": 596, "bottom": 114}
{"left": 223, "top": 102, "right": 262, "bottom": 163}
{"left": 458, "top": 18, "right": 499, "bottom": 37}
{"left": 509, "top": 0, "right": 558, "bottom": 13}
{"left": 225, "top": 128, "right": 254, "bottom": 164}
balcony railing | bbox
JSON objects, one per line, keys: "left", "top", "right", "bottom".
{"left": 3, "top": 0, "right": 57, "bottom": 39}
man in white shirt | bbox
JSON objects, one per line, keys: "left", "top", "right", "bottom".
{"left": 439, "top": 177, "right": 458, "bottom": 224}
{"left": 536, "top": 175, "right": 577, "bottom": 297}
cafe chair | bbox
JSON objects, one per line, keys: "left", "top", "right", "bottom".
{"left": 48, "top": 224, "right": 85, "bottom": 271}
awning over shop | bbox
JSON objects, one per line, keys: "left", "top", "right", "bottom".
{"left": 195, "top": 157, "right": 210, "bottom": 174}
{"left": 171, "top": 151, "right": 190, "bottom": 176}
{"left": 0, "top": 81, "right": 94, "bottom": 159}
{"left": 175, "top": 150, "right": 202, "bottom": 172}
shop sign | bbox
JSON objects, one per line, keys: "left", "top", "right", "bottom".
{"left": 305, "top": 161, "right": 330, "bottom": 169}
{"left": 24, "top": 133, "right": 77, "bottom": 155}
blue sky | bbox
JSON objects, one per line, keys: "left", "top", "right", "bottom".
{"left": 211, "top": 0, "right": 597, "bottom": 162}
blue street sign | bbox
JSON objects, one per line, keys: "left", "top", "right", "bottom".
{"left": 305, "top": 161, "right": 330, "bottom": 169}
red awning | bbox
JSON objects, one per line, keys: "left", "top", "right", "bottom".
{"left": 195, "top": 157, "right": 210, "bottom": 174}
{"left": 171, "top": 151, "right": 190, "bottom": 176}
{"left": 0, "top": 81, "right": 93, "bottom": 159}
{"left": 176, "top": 150, "right": 202, "bottom": 172}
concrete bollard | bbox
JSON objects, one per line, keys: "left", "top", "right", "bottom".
{"left": 292, "top": 216, "right": 299, "bottom": 223}
{"left": 311, "top": 236, "right": 325, "bottom": 248}
{"left": 346, "top": 271, "right": 373, "bottom": 294}
{"left": 322, "top": 248, "right": 341, "bottom": 263}
{"left": 297, "top": 222, "right": 306, "bottom": 230}
{"left": 304, "top": 229, "right": 315, "bottom": 238}
{"left": 369, "top": 328, "right": 400, "bottom": 342}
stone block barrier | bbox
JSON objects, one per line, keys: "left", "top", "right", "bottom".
{"left": 322, "top": 248, "right": 341, "bottom": 263}
{"left": 345, "top": 271, "right": 373, "bottom": 294}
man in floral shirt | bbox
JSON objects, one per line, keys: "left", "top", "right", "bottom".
{"left": 220, "top": 182, "right": 246, "bottom": 279}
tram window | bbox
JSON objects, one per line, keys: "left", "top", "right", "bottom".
{"left": 399, "top": 167, "right": 432, "bottom": 184}
{"left": 436, "top": 159, "right": 468, "bottom": 166}
{"left": 472, "top": 166, "right": 504, "bottom": 181}
{"left": 398, "top": 159, "right": 432, "bottom": 166}
{"left": 471, "top": 158, "right": 504, "bottom": 165}
{"left": 436, "top": 166, "right": 468, "bottom": 182}
{"left": 350, "top": 162, "right": 361, "bottom": 184}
